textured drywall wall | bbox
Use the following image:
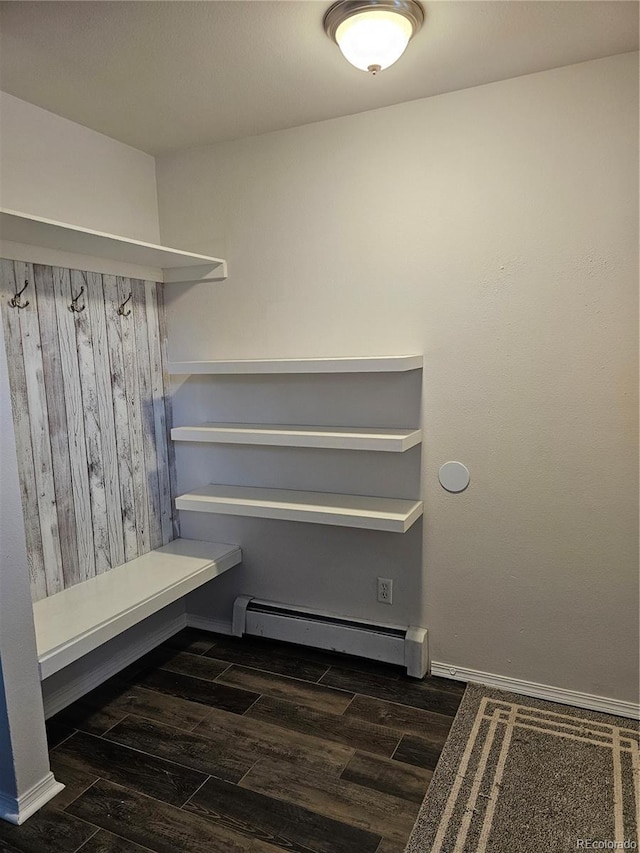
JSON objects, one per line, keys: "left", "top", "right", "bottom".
{"left": 157, "top": 53, "right": 639, "bottom": 703}
{"left": 0, "top": 93, "right": 162, "bottom": 278}
{"left": 0, "top": 92, "right": 159, "bottom": 242}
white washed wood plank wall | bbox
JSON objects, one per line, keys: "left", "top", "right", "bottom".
{"left": 0, "top": 259, "right": 177, "bottom": 601}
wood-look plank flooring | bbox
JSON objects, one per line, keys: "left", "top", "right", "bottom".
{"left": 0, "top": 630, "right": 465, "bottom": 853}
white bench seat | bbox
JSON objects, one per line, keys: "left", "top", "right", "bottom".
{"left": 33, "top": 538, "right": 242, "bottom": 679}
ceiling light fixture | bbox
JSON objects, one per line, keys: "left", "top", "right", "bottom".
{"left": 324, "top": 0, "right": 424, "bottom": 75}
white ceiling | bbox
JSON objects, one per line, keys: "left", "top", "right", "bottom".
{"left": 0, "top": 1, "right": 637, "bottom": 155}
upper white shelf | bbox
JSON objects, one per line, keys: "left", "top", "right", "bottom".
{"left": 168, "top": 355, "right": 423, "bottom": 375}
{"left": 176, "top": 484, "right": 423, "bottom": 533}
{"left": 171, "top": 423, "right": 422, "bottom": 452}
{"left": 0, "top": 208, "right": 227, "bottom": 284}
{"left": 32, "top": 538, "right": 242, "bottom": 679}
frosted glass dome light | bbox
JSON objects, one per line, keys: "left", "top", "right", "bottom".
{"left": 324, "top": 1, "right": 424, "bottom": 75}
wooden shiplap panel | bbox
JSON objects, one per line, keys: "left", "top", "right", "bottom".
{"left": 34, "top": 263, "right": 80, "bottom": 590}
{"left": 145, "top": 281, "right": 173, "bottom": 546}
{"left": 0, "top": 260, "right": 174, "bottom": 601}
{"left": 0, "top": 259, "right": 47, "bottom": 600}
{"left": 87, "top": 271, "right": 125, "bottom": 569}
{"left": 54, "top": 265, "right": 96, "bottom": 584}
{"left": 103, "top": 274, "right": 138, "bottom": 563}
{"left": 14, "top": 260, "right": 65, "bottom": 596}
{"left": 132, "top": 279, "right": 162, "bottom": 551}
{"left": 157, "top": 284, "right": 180, "bottom": 542}
{"left": 118, "top": 276, "right": 151, "bottom": 556}
{"left": 72, "top": 269, "right": 111, "bottom": 574}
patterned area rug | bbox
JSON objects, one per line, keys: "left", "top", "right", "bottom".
{"left": 405, "top": 684, "right": 639, "bottom": 853}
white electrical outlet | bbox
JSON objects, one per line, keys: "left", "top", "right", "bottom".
{"left": 377, "top": 577, "right": 393, "bottom": 604}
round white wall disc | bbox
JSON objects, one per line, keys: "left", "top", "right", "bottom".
{"left": 439, "top": 461, "right": 470, "bottom": 493}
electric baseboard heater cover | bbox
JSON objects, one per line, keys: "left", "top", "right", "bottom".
{"left": 232, "top": 596, "right": 429, "bottom": 678}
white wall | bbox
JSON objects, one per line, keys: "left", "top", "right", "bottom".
{"left": 157, "top": 52, "right": 639, "bottom": 703}
{"left": 0, "top": 92, "right": 159, "bottom": 241}
{"left": 0, "top": 93, "right": 161, "bottom": 278}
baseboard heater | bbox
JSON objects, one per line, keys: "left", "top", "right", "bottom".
{"left": 232, "top": 596, "right": 429, "bottom": 678}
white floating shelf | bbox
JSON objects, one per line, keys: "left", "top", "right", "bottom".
{"left": 168, "top": 355, "right": 423, "bottom": 375}
{"left": 0, "top": 208, "right": 227, "bottom": 284}
{"left": 176, "top": 485, "right": 423, "bottom": 533}
{"left": 171, "top": 423, "right": 422, "bottom": 452}
{"left": 33, "top": 538, "right": 242, "bottom": 679}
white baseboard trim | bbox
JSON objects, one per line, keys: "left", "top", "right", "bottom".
{"left": 186, "top": 614, "right": 234, "bottom": 636}
{"left": 42, "top": 610, "right": 187, "bottom": 718}
{"left": 0, "top": 772, "right": 65, "bottom": 825}
{"left": 431, "top": 662, "right": 640, "bottom": 720}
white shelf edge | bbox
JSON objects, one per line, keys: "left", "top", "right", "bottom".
{"left": 175, "top": 485, "right": 423, "bottom": 533}
{"left": 171, "top": 423, "right": 422, "bottom": 452}
{"left": 33, "top": 538, "right": 242, "bottom": 679}
{"left": 168, "top": 355, "right": 423, "bottom": 374}
{"left": 0, "top": 209, "right": 227, "bottom": 284}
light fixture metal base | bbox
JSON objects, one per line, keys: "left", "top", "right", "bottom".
{"left": 323, "top": 0, "right": 425, "bottom": 43}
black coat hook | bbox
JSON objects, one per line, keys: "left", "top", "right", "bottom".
{"left": 117, "top": 292, "right": 132, "bottom": 317}
{"left": 69, "top": 285, "right": 86, "bottom": 313}
{"left": 9, "top": 279, "right": 29, "bottom": 309}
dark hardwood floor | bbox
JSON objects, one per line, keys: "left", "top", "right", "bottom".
{"left": 0, "top": 629, "right": 465, "bottom": 853}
